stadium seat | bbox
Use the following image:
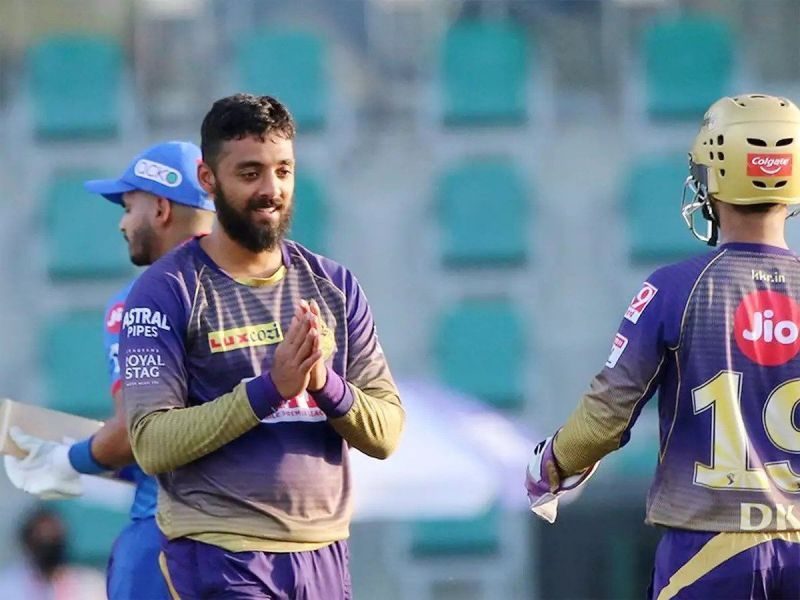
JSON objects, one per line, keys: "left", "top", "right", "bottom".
{"left": 45, "top": 171, "right": 132, "bottom": 280}
{"left": 434, "top": 300, "right": 525, "bottom": 410}
{"left": 437, "top": 159, "right": 530, "bottom": 266}
{"left": 411, "top": 504, "right": 501, "bottom": 557}
{"left": 237, "top": 30, "right": 327, "bottom": 131}
{"left": 624, "top": 155, "right": 701, "bottom": 263}
{"left": 440, "top": 19, "right": 529, "bottom": 126}
{"left": 643, "top": 15, "right": 733, "bottom": 120}
{"left": 51, "top": 499, "right": 128, "bottom": 567}
{"left": 29, "top": 34, "right": 122, "bottom": 139}
{"left": 41, "top": 310, "right": 109, "bottom": 420}
{"left": 290, "top": 173, "right": 327, "bottom": 254}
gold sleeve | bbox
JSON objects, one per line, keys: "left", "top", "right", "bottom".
{"left": 129, "top": 382, "right": 260, "bottom": 475}
{"left": 329, "top": 381, "right": 405, "bottom": 460}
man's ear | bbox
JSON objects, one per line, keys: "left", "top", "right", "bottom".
{"left": 198, "top": 161, "right": 216, "bottom": 195}
{"left": 154, "top": 196, "right": 172, "bottom": 227}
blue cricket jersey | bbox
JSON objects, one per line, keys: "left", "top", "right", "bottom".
{"left": 104, "top": 280, "right": 158, "bottom": 521}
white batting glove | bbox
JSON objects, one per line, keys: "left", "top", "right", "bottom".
{"left": 4, "top": 427, "right": 82, "bottom": 499}
{"left": 525, "top": 435, "right": 598, "bottom": 524}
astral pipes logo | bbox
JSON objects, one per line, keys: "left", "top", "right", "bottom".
{"left": 134, "top": 159, "right": 182, "bottom": 188}
{"left": 747, "top": 154, "right": 792, "bottom": 177}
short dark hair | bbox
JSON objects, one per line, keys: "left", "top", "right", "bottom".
{"left": 731, "top": 202, "right": 782, "bottom": 214}
{"left": 201, "top": 93, "right": 296, "bottom": 167}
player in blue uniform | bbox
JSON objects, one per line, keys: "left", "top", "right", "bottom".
{"left": 527, "top": 94, "right": 800, "bottom": 598}
{"left": 6, "top": 141, "right": 215, "bottom": 599}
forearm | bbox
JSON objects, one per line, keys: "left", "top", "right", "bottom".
{"left": 129, "top": 381, "right": 271, "bottom": 475}
{"left": 89, "top": 413, "right": 135, "bottom": 469}
{"left": 311, "top": 368, "right": 404, "bottom": 459}
{"left": 553, "top": 377, "right": 640, "bottom": 476}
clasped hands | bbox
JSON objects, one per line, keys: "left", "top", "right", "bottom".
{"left": 270, "top": 299, "right": 328, "bottom": 399}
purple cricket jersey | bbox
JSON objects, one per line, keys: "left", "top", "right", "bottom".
{"left": 585, "top": 243, "right": 800, "bottom": 532}
{"left": 119, "top": 237, "right": 400, "bottom": 550}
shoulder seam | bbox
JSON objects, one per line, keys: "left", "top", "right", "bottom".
{"left": 670, "top": 249, "right": 728, "bottom": 352}
{"left": 287, "top": 245, "right": 348, "bottom": 304}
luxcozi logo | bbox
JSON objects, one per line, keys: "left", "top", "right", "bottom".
{"left": 208, "top": 323, "right": 283, "bottom": 353}
{"left": 134, "top": 159, "right": 182, "bottom": 188}
{"left": 734, "top": 290, "right": 800, "bottom": 366}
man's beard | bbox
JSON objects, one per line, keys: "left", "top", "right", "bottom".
{"left": 127, "top": 223, "right": 157, "bottom": 266}
{"left": 214, "top": 182, "right": 293, "bottom": 253}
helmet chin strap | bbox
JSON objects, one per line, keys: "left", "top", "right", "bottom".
{"left": 701, "top": 200, "right": 720, "bottom": 247}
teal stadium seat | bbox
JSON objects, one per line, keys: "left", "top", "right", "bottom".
{"left": 42, "top": 310, "right": 109, "bottom": 420}
{"left": 625, "top": 155, "right": 701, "bottom": 263}
{"left": 412, "top": 504, "right": 501, "bottom": 557}
{"left": 29, "top": 35, "right": 122, "bottom": 139}
{"left": 434, "top": 300, "right": 525, "bottom": 411}
{"left": 437, "top": 159, "right": 529, "bottom": 266}
{"left": 237, "top": 30, "right": 327, "bottom": 131}
{"left": 644, "top": 15, "right": 733, "bottom": 120}
{"left": 51, "top": 499, "right": 128, "bottom": 567}
{"left": 290, "top": 173, "right": 327, "bottom": 255}
{"left": 441, "top": 20, "right": 529, "bottom": 125}
{"left": 45, "top": 171, "right": 132, "bottom": 280}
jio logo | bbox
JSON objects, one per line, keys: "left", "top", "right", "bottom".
{"left": 734, "top": 290, "right": 800, "bottom": 366}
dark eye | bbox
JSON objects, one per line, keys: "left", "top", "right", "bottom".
{"left": 277, "top": 168, "right": 293, "bottom": 178}
{"left": 241, "top": 171, "right": 259, "bottom": 181}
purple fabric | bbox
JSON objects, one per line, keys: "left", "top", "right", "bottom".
{"left": 310, "top": 368, "right": 354, "bottom": 418}
{"left": 245, "top": 373, "right": 285, "bottom": 419}
{"left": 649, "top": 529, "right": 800, "bottom": 599}
{"left": 161, "top": 537, "right": 352, "bottom": 600}
{"left": 525, "top": 437, "right": 558, "bottom": 501}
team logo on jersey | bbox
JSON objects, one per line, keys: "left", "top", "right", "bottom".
{"left": 624, "top": 282, "right": 658, "bottom": 324}
{"left": 605, "top": 333, "right": 628, "bottom": 369}
{"left": 734, "top": 290, "right": 800, "bottom": 366}
{"left": 317, "top": 318, "right": 336, "bottom": 360}
{"left": 208, "top": 322, "right": 283, "bottom": 353}
{"left": 261, "top": 391, "right": 326, "bottom": 423}
{"left": 106, "top": 302, "right": 124, "bottom": 334}
{"left": 747, "top": 153, "right": 792, "bottom": 177}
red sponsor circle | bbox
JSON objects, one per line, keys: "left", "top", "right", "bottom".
{"left": 105, "top": 302, "right": 125, "bottom": 334}
{"left": 734, "top": 290, "right": 800, "bottom": 366}
{"left": 747, "top": 153, "right": 793, "bottom": 177}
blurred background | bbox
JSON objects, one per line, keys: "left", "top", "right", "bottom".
{"left": 2, "top": 0, "right": 800, "bottom": 598}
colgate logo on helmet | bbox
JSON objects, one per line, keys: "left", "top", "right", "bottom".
{"left": 747, "top": 153, "right": 793, "bottom": 177}
{"left": 734, "top": 290, "right": 800, "bottom": 366}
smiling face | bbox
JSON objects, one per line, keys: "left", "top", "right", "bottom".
{"left": 207, "top": 134, "right": 295, "bottom": 253}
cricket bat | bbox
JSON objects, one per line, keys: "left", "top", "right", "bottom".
{"left": 0, "top": 398, "right": 103, "bottom": 459}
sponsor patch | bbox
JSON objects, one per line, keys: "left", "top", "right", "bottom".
{"left": 262, "top": 391, "right": 326, "bottom": 423}
{"left": 123, "top": 348, "right": 165, "bottom": 386}
{"left": 605, "top": 333, "right": 628, "bottom": 369}
{"left": 123, "top": 307, "right": 171, "bottom": 338}
{"left": 134, "top": 159, "right": 183, "bottom": 187}
{"left": 747, "top": 153, "right": 792, "bottom": 177}
{"left": 625, "top": 282, "right": 658, "bottom": 324}
{"left": 734, "top": 290, "right": 800, "bottom": 366}
{"left": 108, "top": 342, "right": 119, "bottom": 375}
{"left": 106, "top": 302, "right": 124, "bottom": 334}
{"left": 208, "top": 322, "right": 283, "bottom": 353}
